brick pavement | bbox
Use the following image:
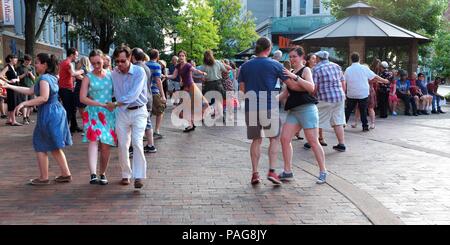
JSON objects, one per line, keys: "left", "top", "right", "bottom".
{"left": 0, "top": 111, "right": 370, "bottom": 225}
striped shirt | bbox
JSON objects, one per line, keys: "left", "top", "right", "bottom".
{"left": 146, "top": 61, "right": 162, "bottom": 95}
{"left": 313, "top": 60, "right": 345, "bottom": 103}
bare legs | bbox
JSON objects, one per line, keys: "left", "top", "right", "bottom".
{"left": 281, "top": 124, "right": 326, "bottom": 173}
{"left": 35, "top": 149, "right": 71, "bottom": 181}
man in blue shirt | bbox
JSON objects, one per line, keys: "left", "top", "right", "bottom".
{"left": 238, "top": 37, "right": 287, "bottom": 186}
{"left": 107, "top": 44, "right": 148, "bottom": 189}
{"left": 147, "top": 49, "right": 166, "bottom": 140}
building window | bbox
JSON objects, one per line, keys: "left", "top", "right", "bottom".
{"left": 280, "top": 0, "right": 283, "bottom": 17}
{"left": 287, "top": 0, "right": 292, "bottom": 17}
{"left": 313, "top": 0, "right": 320, "bottom": 14}
{"left": 299, "top": 0, "right": 306, "bottom": 15}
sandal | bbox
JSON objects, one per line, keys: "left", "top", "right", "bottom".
{"left": 11, "top": 122, "right": 23, "bottom": 126}
{"left": 351, "top": 123, "right": 357, "bottom": 128}
{"left": 183, "top": 126, "right": 196, "bottom": 133}
{"left": 29, "top": 178, "right": 50, "bottom": 186}
{"left": 319, "top": 138, "right": 328, "bottom": 146}
{"left": 370, "top": 124, "right": 375, "bottom": 129}
{"left": 294, "top": 133, "right": 304, "bottom": 140}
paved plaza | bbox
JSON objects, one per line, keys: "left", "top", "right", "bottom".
{"left": 0, "top": 88, "right": 449, "bottom": 225}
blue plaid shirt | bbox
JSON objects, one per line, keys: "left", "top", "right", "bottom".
{"left": 313, "top": 60, "right": 345, "bottom": 103}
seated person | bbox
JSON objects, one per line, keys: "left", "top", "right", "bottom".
{"left": 427, "top": 77, "right": 446, "bottom": 114}
{"left": 396, "top": 70, "right": 418, "bottom": 116}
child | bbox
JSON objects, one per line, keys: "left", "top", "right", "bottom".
{"left": 389, "top": 79, "right": 399, "bottom": 115}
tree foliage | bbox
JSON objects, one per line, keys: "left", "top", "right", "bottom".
{"left": 431, "top": 23, "right": 450, "bottom": 79}
{"left": 325, "top": 0, "right": 447, "bottom": 37}
{"left": 208, "top": 0, "right": 258, "bottom": 59}
{"left": 175, "top": 0, "right": 220, "bottom": 63}
{"left": 48, "top": 0, "right": 180, "bottom": 53}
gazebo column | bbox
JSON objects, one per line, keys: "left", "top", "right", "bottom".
{"left": 348, "top": 37, "right": 366, "bottom": 64}
{"left": 408, "top": 39, "right": 418, "bottom": 76}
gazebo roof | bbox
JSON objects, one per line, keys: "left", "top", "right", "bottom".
{"left": 293, "top": 2, "right": 430, "bottom": 45}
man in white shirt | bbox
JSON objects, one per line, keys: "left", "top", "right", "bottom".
{"left": 344, "top": 52, "right": 388, "bottom": 131}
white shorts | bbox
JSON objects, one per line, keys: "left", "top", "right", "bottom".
{"left": 317, "top": 100, "right": 346, "bottom": 129}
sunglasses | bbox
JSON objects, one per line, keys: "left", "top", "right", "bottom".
{"left": 115, "top": 59, "right": 128, "bottom": 64}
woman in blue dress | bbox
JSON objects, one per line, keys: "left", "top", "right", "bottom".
{"left": 80, "top": 49, "right": 116, "bottom": 185}
{"left": 0, "top": 53, "right": 72, "bottom": 185}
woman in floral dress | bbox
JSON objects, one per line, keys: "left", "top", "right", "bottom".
{"left": 80, "top": 49, "right": 116, "bottom": 185}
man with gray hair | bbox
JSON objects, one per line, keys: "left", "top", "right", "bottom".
{"left": 313, "top": 50, "right": 347, "bottom": 157}
{"left": 273, "top": 50, "right": 282, "bottom": 61}
{"left": 272, "top": 50, "right": 283, "bottom": 91}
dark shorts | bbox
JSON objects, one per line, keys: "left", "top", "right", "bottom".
{"left": 245, "top": 110, "right": 281, "bottom": 140}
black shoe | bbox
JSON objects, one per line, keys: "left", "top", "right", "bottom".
{"left": 144, "top": 145, "right": 157, "bottom": 153}
{"left": 0, "top": 114, "right": 7, "bottom": 119}
{"left": 99, "top": 174, "right": 108, "bottom": 185}
{"left": 405, "top": 112, "right": 412, "bottom": 116}
{"left": 183, "top": 125, "right": 196, "bottom": 133}
{"left": 362, "top": 127, "right": 369, "bottom": 132}
{"left": 431, "top": 110, "right": 438, "bottom": 114}
{"left": 303, "top": 143, "right": 311, "bottom": 150}
{"left": 422, "top": 110, "right": 430, "bottom": 115}
{"left": 417, "top": 110, "right": 422, "bottom": 115}
{"left": 90, "top": 174, "right": 98, "bottom": 184}
{"left": 438, "top": 109, "right": 446, "bottom": 114}
{"left": 333, "top": 144, "right": 346, "bottom": 152}
{"left": 413, "top": 113, "right": 418, "bottom": 116}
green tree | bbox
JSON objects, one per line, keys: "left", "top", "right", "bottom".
{"left": 431, "top": 23, "right": 450, "bottom": 79}
{"left": 176, "top": 0, "right": 220, "bottom": 63}
{"left": 49, "top": 0, "right": 180, "bottom": 53}
{"left": 208, "top": 0, "right": 258, "bottom": 59}
{"left": 326, "top": 0, "right": 447, "bottom": 37}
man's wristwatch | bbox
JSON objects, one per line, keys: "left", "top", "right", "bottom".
{"left": 294, "top": 75, "right": 300, "bottom": 81}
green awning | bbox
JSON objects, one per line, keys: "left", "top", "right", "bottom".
{"left": 271, "top": 15, "right": 336, "bottom": 35}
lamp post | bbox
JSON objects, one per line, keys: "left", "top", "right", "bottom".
{"left": 171, "top": 31, "right": 178, "bottom": 56}
{"left": 62, "top": 14, "right": 72, "bottom": 51}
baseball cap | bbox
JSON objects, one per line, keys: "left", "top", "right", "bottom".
{"left": 315, "top": 51, "right": 329, "bottom": 60}
{"left": 381, "top": 61, "right": 389, "bottom": 68}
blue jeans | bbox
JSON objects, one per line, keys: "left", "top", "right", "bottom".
{"left": 431, "top": 94, "right": 441, "bottom": 111}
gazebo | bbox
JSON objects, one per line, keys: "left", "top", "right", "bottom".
{"left": 293, "top": 1, "right": 430, "bottom": 74}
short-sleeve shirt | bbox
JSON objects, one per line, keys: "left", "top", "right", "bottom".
{"left": 146, "top": 61, "right": 161, "bottom": 95}
{"left": 176, "top": 63, "right": 193, "bottom": 87}
{"left": 202, "top": 61, "right": 227, "bottom": 81}
{"left": 344, "top": 63, "right": 376, "bottom": 99}
{"left": 313, "top": 60, "right": 345, "bottom": 103}
{"left": 238, "top": 57, "right": 287, "bottom": 111}
{"left": 416, "top": 79, "right": 428, "bottom": 95}
{"left": 396, "top": 80, "right": 411, "bottom": 94}
{"left": 58, "top": 59, "right": 74, "bottom": 90}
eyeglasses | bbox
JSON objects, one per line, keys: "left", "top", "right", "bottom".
{"left": 115, "top": 59, "right": 128, "bottom": 64}
{"left": 92, "top": 61, "right": 102, "bottom": 65}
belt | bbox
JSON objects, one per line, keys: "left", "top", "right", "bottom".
{"left": 127, "top": 105, "right": 144, "bottom": 110}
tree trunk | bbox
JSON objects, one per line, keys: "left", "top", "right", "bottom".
{"left": 24, "top": 0, "right": 38, "bottom": 56}
{"left": 25, "top": 1, "right": 53, "bottom": 57}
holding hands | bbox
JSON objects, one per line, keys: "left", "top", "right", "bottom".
{"left": 105, "top": 102, "right": 116, "bottom": 112}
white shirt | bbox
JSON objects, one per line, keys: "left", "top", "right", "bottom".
{"left": 344, "top": 63, "right": 376, "bottom": 99}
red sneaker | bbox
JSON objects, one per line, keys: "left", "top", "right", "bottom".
{"left": 251, "top": 172, "right": 261, "bottom": 185}
{"left": 267, "top": 171, "right": 282, "bottom": 185}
